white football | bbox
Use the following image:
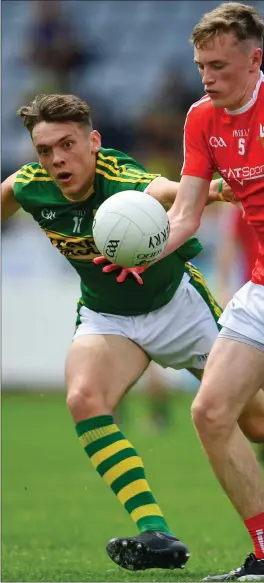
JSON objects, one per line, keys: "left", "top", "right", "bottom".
{"left": 92, "top": 190, "right": 170, "bottom": 267}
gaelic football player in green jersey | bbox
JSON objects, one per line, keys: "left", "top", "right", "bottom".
{"left": 2, "top": 94, "right": 264, "bottom": 572}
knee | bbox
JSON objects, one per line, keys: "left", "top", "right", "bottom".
{"left": 66, "top": 383, "right": 106, "bottom": 422}
{"left": 191, "top": 394, "right": 232, "bottom": 442}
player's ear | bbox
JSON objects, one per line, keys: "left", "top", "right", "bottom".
{"left": 90, "top": 130, "right": 101, "bottom": 153}
{"left": 250, "top": 47, "right": 262, "bottom": 70}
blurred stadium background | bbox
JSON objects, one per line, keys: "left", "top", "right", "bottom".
{"left": 2, "top": 2, "right": 264, "bottom": 581}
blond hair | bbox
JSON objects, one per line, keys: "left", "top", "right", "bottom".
{"left": 191, "top": 2, "right": 264, "bottom": 49}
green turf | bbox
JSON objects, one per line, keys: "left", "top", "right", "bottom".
{"left": 2, "top": 391, "right": 260, "bottom": 582}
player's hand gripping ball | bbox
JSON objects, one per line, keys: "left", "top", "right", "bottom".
{"left": 92, "top": 190, "right": 170, "bottom": 268}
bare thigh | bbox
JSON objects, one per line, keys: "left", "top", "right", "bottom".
{"left": 188, "top": 367, "right": 264, "bottom": 443}
{"left": 66, "top": 334, "right": 150, "bottom": 423}
{"left": 192, "top": 338, "right": 264, "bottom": 433}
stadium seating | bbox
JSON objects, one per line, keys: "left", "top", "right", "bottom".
{"left": 2, "top": 0, "right": 264, "bottom": 170}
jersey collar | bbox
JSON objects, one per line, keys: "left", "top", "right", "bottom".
{"left": 62, "top": 184, "right": 94, "bottom": 203}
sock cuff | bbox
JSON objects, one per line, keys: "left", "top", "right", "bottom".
{"left": 76, "top": 415, "right": 114, "bottom": 436}
{"left": 244, "top": 512, "right": 264, "bottom": 529}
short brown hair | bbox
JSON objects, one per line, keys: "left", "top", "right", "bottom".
{"left": 191, "top": 2, "right": 264, "bottom": 49}
{"left": 17, "top": 93, "right": 93, "bottom": 134}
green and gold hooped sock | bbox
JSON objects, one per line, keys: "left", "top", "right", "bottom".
{"left": 76, "top": 415, "right": 171, "bottom": 534}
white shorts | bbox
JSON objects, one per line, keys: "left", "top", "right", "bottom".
{"left": 219, "top": 281, "right": 264, "bottom": 344}
{"left": 74, "top": 271, "right": 221, "bottom": 370}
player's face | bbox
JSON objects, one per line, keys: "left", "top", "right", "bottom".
{"left": 194, "top": 33, "right": 262, "bottom": 109}
{"left": 32, "top": 121, "right": 101, "bottom": 198}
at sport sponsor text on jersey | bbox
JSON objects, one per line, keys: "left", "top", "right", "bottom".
{"left": 220, "top": 164, "right": 264, "bottom": 184}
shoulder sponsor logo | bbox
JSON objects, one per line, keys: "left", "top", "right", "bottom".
{"left": 257, "top": 123, "right": 264, "bottom": 147}
{"left": 209, "top": 136, "right": 227, "bottom": 147}
{"left": 41, "top": 209, "right": 56, "bottom": 220}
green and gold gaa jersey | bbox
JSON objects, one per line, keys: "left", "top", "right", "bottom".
{"left": 14, "top": 147, "right": 203, "bottom": 315}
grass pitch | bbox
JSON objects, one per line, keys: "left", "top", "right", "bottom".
{"left": 2, "top": 390, "right": 259, "bottom": 582}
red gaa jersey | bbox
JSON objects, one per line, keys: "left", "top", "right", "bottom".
{"left": 233, "top": 210, "right": 259, "bottom": 282}
{"left": 182, "top": 72, "right": 264, "bottom": 286}
{"left": 226, "top": 207, "right": 259, "bottom": 282}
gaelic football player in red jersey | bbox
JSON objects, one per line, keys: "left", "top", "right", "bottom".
{"left": 154, "top": 3, "right": 264, "bottom": 580}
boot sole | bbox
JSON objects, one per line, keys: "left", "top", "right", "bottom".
{"left": 106, "top": 537, "right": 190, "bottom": 571}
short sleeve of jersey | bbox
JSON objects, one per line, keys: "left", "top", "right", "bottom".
{"left": 13, "top": 163, "right": 52, "bottom": 211}
{"left": 181, "top": 105, "right": 215, "bottom": 181}
{"left": 13, "top": 164, "right": 34, "bottom": 203}
{"left": 95, "top": 149, "right": 161, "bottom": 199}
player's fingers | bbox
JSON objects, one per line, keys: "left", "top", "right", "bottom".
{"left": 135, "top": 266, "right": 148, "bottom": 274}
{"left": 93, "top": 256, "right": 108, "bottom": 265}
{"left": 102, "top": 263, "right": 120, "bottom": 273}
{"left": 133, "top": 272, "right": 144, "bottom": 284}
{"left": 116, "top": 269, "right": 129, "bottom": 283}
{"left": 116, "top": 269, "right": 144, "bottom": 284}
{"left": 222, "top": 183, "right": 239, "bottom": 203}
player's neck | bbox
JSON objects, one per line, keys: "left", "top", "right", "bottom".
{"left": 62, "top": 183, "right": 94, "bottom": 203}
{"left": 226, "top": 70, "right": 261, "bottom": 113}
{"left": 61, "top": 172, "right": 95, "bottom": 202}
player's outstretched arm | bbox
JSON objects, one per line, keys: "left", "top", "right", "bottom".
{"left": 146, "top": 176, "right": 236, "bottom": 209}
{"left": 94, "top": 176, "right": 239, "bottom": 283}
{"left": 1, "top": 172, "right": 21, "bottom": 223}
{"left": 156, "top": 175, "right": 209, "bottom": 261}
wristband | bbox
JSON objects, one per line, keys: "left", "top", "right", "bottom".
{"left": 217, "top": 178, "right": 225, "bottom": 201}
